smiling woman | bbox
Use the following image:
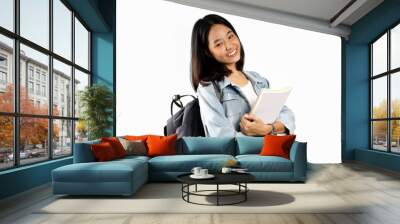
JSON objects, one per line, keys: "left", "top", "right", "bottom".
{"left": 191, "top": 14, "right": 295, "bottom": 137}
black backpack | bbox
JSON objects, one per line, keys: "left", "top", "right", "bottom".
{"left": 164, "top": 82, "right": 222, "bottom": 138}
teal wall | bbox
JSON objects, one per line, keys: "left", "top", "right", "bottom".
{"left": 0, "top": 0, "right": 116, "bottom": 200}
{"left": 343, "top": 0, "right": 400, "bottom": 171}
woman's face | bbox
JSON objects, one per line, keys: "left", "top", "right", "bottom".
{"left": 207, "top": 24, "right": 241, "bottom": 68}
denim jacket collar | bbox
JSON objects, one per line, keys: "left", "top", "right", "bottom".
{"left": 218, "top": 71, "right": 266, "bottom": 95}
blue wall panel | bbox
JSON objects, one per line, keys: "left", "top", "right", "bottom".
{"left": 343, "top": 0, "right": 400, "bottom": 171}
{"left": 0, "top": 158, "right": 72, "bottom": 199}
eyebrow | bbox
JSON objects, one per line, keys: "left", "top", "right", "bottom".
{"left": 213, "top": 30, "right": 233, "bottom": 44}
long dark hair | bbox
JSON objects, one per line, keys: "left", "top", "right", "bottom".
{"left": 190, "top": 14, "right": 245, "bottom": 91}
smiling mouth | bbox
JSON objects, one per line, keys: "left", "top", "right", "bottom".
{"left": 227, "top": 49, "right": 237, "bottom": 57}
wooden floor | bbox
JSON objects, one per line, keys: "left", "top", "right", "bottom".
{"left": 1, "top": 162, "right": 400, "bottom": 224}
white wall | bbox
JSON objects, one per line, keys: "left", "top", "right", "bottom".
{"left": 117, "top": 0, "right": 341, "bottom": 163}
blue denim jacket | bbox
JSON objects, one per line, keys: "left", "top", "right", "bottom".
{"left": 197, "top": 71, "right": 295, "bottom": 137}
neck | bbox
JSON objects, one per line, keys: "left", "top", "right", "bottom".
{"left": 226, "top": 63, "right": 237, "bottom": 73}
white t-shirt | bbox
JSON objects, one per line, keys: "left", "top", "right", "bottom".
{"left": 239, "top": 81, "right": 258, "bottom": 107}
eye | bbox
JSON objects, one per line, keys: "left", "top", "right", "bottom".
{"left": 228, "top": 34, "right": 234, "bottom": 39}
{"left": 216, "top": 43, "right": 222, "bottom": 47}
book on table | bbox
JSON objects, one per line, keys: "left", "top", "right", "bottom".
{"left": 250, "top": 87, "right": 292, "bottom": 124}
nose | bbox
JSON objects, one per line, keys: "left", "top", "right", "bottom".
{"left": 225, "top": 40, "right": 233, "bottom": 50}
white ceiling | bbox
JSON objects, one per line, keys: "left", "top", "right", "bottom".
{"left": 165, "top": 0, "right": 384, "bottom": 39}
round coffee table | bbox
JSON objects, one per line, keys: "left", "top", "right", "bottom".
{"left": 177, "top": 172, "right": 255, "bottom": 206}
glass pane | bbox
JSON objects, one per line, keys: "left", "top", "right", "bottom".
{"left": 372, "top": 121, "right": 388, "bottom": 151}
{"left": 53, "top": 0, "right": 72, "bottom": 60}
{"left": 75, "top": 120, "right": 88, "bottom": 143}
{"left": 0, "top": 0, "right": 13, "bottom": 31}
{"left": 372, "top": 33, "right": 387, "bottom": 76}
{"left": 74, "top": 69, "right": 89, "bottom": 118}
{"left": 392, "top": 72, "right": 400, "bottom": 118}
{"left": 20, "top": 117, "right": 49, "bottom": 165}
{"left": 20, "top": 44, "right": 49, "bottom": 115}
{"left": 391, "top": 24, "right": 400, "bottom": 70}
{"left": 20, "top": 0, "right": 49, "bottom": 49}
{"left": 0, "top": 116, "right": 13, "bottom": 170}
{"left": 391, "top": 120, "right": 400, "bottom": 153}
{"left": 53, "top": 119, "right": 72, "bottom": 157}
{"left": 74, "top": 17, "right": 89, "bottom": 69}
{"left": 53, "top": 59, "right": 72, "bottom": 117}
{"left": 372, "top": 77, "right": 387, "bottom": 119}
{"left": 0, "top": 34, "right": 14, "bottom": 112}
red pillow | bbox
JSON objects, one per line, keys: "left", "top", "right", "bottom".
{"left": 101, "top": 137, "right": 127, "bottom": 158}
{"left": 91, "top": 142, "right": 117, "bottom": 161}
{"left": 259, "top": 135, "right": 296, "bottom": 159}
{"left": 146, "top": 134, "right": 177, "bottom": 157}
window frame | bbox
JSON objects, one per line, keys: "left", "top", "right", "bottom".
{"left": 370, "top": 20, "right": 400, "bottom": 154}
{"left": 0, "top": 0, "right": 92, "bottom": 171}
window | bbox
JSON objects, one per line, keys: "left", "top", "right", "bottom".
{"left": 0, "top": 34, "right": 13, "bottom": 113}
{"left": 0, "top": 71, "right": 6, "bottom": 85}
{"left": 0, "top": 0, "right": 13, "bottom": 32}
{"left": 28, "top": 81, "right": 34, "bottom": 94}
{"left": 370, "top": 23, "right": 400, "bottom": 154}
{"left": 53, "top": 0, "right": 72, "bottom": 60}
{"left": 42, "top": 85, "right": 46, "bottom": 97}
{"left": 0, "top": 55, "right": 7, "bottom": 67}
{"left": 20, "top": 0, "right": 49, "bottom": 49}
{"left": 29, "top": 67, "right": 34, "bottom": 80}
{"left": 36, "top": 84, "right": 40, "bottom": 95}
{"left": 35, "top": 70, "right": 40, "bottom": 81}
{"left": 0, "top": 0, "right": 91, "bottom": 170}
{"left": 75, "top": 18, "right": 89, "bottom": 69}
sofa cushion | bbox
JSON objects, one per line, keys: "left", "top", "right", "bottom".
{"left": 148, "top": 154, "right": 235, "bottom": 172}
{"left": 236, "top": 155, "right": 293, "bottom": 172}
{"left": 236, "top": 137, "right": 263, "bottom": 155}
{"left": 147, "top": 135, "right": 177, "bottom": 157}
{"left": 260, "top": 135, "right": 296, "bottom": 159}
{"left": 91, "top": 142, "right": 118, "bottom": 161}
{"left": 52, "top": 159, "right": 147, "bottom": 183}
{"left": 101, "top": 137, "right": 127, "bottom": 158}
{"left": 178, "top": 137, "right": 235, "bottom": 155}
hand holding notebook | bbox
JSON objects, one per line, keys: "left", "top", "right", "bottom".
{"left": 249, "top": 87, "right": 292, "bottom": 124}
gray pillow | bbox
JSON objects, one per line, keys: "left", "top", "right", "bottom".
{"left": 118, "top": 138, "right": 147, "bottom": 156}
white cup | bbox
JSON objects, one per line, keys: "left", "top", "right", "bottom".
{"left": 191, "top": 167, "right": 202, "bottom": 176}
{"left": 199, "top": 169, "right": 208, "bottom": 176}
{"left": 221, "top": 167, "right": 232, "bottom": 174}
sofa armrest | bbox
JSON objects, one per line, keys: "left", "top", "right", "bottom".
{"left": 289, "top": 141, "right": 307, "bottom": 181}
{"left": 73, "top": 140, "right": 100, "bottom": 163}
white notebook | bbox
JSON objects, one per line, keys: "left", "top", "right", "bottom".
{"left": 250, "top": 87, "right": 292, "bottom": 124}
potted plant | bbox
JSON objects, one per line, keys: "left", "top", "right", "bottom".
{"left": 79, "top": 84, "right": 113, "bottom": 140}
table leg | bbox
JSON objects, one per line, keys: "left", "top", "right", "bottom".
{"left": 195, "top": 184, "right": 197, "bottom": 192}
{"left": 245, "top": 183, "right": 247, "bottom": 201}
{"left": 217, "top": 184, "right": 219, "bottom": 206}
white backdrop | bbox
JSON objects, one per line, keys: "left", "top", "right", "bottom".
{"left": 116, "top": 0, "right": 341, "bottom": 163}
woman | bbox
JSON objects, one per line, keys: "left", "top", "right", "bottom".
{"left": 191, "top": 14, "right": 295, "bottom": 137}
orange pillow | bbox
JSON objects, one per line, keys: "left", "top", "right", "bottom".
{"left": 124, "top": 135, "right": 153, "bottom": 141}
{"left": 259, "top": 135, "right": 296, "bottom": 159}
{"left": 101, "top": 137, "right": 127, "bottom": 158}
{"left": 91, "top": 142, "right": 117, "bottom": 161}
{"left": 146, "top": 134, "right": 177, "bottom": 157}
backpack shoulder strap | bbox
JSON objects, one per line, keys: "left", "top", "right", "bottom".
{"left": 211, "top": 81, "right": 223, "bottom": 103}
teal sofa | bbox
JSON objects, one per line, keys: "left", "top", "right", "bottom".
{"left": 52, "top": 137, "right": 307, "bottom": 196}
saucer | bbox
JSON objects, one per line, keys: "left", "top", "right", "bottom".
{"left": 190, "top": 174, "right": 215, "bottom": 179}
